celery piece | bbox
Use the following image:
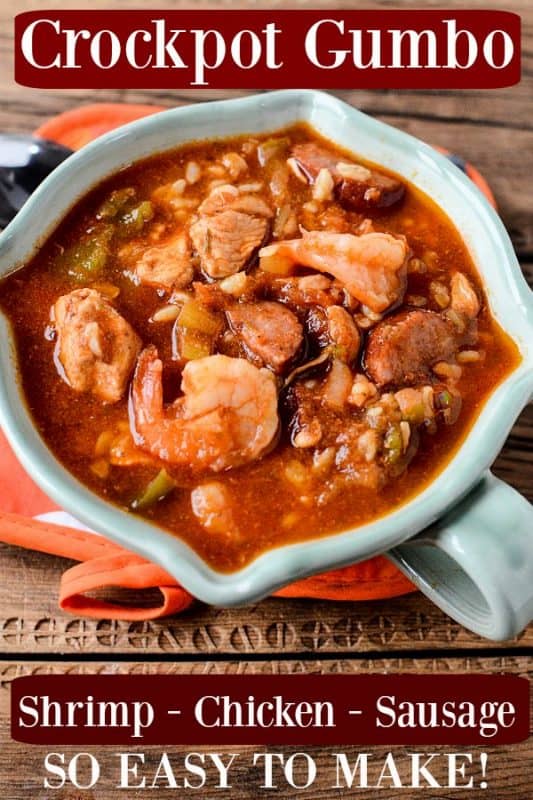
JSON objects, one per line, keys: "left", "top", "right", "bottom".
{"left": 257, "top": 137, "right": 290, "bottom": 166}
{"left": 178, "top": 300, "right": 221, "bottom": 335}
{"left": 384, "top": 424, "right": 403, "bottom": 464}
{"left": 97, "top": 187, "right": 136, "bottom": 219}
{"left": 181, "top": 336, "right": 211, "bottom": 361}
{"left": 259, "top": 252, "right": 294, "bottom": 275}
{"left": 436, "top": 389, "right": 453, "bottom": 409}
{"left": 175, "top": 327, "right": 212, "bottom": 361}
{"left": 132, "top": 468, "right": 176, "bottom": 511}
{"left": 403, "top": 402, "right": 426, "bottom": 425}
{"left": 62, "top": 225, "right": 113, "bottom": 282}
{"left": 116, "top": 200, "right": 154, "bottom": 238}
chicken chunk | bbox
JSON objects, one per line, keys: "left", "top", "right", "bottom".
{"left": 364, "top": 309, "right": 456, "bottom": 387}
{"left": 292, "top": 143, "right": 405, "bottom": 212}
{"left": 191, "top": 212, "right": 269, "bottom": 279}
{"left": 53, "top": 289, "right": 141, "bottom": 403}
{"left": 227, "top": 301, "right": 303, "bottom": 373}
{"left": 198, "top": 184, "right": 272, "bottom": 218}
{"left": 191, "top": 184, "right": 272, "bottom": 278}
{"left": 450, "top": 272, "right": 480, "bottom": 319}
{"left": 135, "top": 230, "right": 193, "bottom": 290}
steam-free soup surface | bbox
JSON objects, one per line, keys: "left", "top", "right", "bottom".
{"left": 0, "top": 124, "right": 519, "bottom": 570}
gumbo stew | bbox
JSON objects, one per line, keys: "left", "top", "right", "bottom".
{"left": 0, "top": 124, "right": 520, "bottom": 570}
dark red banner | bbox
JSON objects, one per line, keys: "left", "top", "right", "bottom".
{"left": 11, "top": 674, "right": 529, "bottom": 745}
{"left": 14, "top": 10, "right": 520, "bottom": 90}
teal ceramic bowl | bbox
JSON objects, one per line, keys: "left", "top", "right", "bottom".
{"left": 0, "top": 91, "right": 532, "bottom": 640}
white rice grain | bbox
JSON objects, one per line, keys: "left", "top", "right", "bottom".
{"left": 312, "top": 168, "right": 334, "bottom": 202}
{"left": 185, "top": 161, "right": 201, "bottom": 184}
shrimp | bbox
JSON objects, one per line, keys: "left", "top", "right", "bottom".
{"left": 260, "top": 231, "right": 408, "bottom": 313}
{"left": 191, "top": 482, "right": 239, "bottom": 537}
{"left": 130, "top": 347, "right": 279, "bottom": 471}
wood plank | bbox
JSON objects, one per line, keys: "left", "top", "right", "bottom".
{"left": 492, "top": 405, "right": 533, "bottom": 499}
{"left": 0, "top": 657, "right": 530, "bottom": 800}
{"left": 0, "top": 544, "right": 531, "bottom": 655}
{"left": 2, "top": 655, "right": 530, "bottom": 679}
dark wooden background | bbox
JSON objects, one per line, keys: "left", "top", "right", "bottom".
{"left": 0, "top": 1, "right": 531, "bottom": 797}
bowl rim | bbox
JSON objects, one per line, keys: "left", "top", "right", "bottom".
{"left": 0, "top": 89, "right": 531, "bottom": 605}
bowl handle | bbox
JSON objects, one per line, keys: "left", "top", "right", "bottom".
{"left": 388, "top": 472, "right": 533, "bottom": 641}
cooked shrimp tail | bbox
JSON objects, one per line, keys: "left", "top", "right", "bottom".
{"left": 130, "top": 345, "right": 163, "bottom": 427}
{"left": 131, "top": 348, "right": 279, "bottom": 472}
{"left": 260, "top": 231, "right": 408, "bottom": 313}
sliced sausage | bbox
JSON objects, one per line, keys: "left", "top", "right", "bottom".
{"left": 227, "top": 300, "right": 303, "bottom": 373}
{"left": 364, "top": 309, "right": 457, "bottom": 387}
{"left": 292, "top": 142, "right": 405, "bottom": 212}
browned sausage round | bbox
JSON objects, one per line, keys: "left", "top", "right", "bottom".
{"left": 292, "top": 142, "right": 405, "bottom": 212}
{"left": 364, "top": 309, "right": 456, "bottom": 386}
{"left": 227, "top": 300, "right": 303, "bottom": 373}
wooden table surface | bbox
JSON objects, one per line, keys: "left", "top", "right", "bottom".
{"left": 0, "top": 1, "right": 531, "bottom": 797}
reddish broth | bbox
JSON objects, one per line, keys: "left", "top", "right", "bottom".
{"left": 0, "top": 123, "right": 520, "bottom": 571}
